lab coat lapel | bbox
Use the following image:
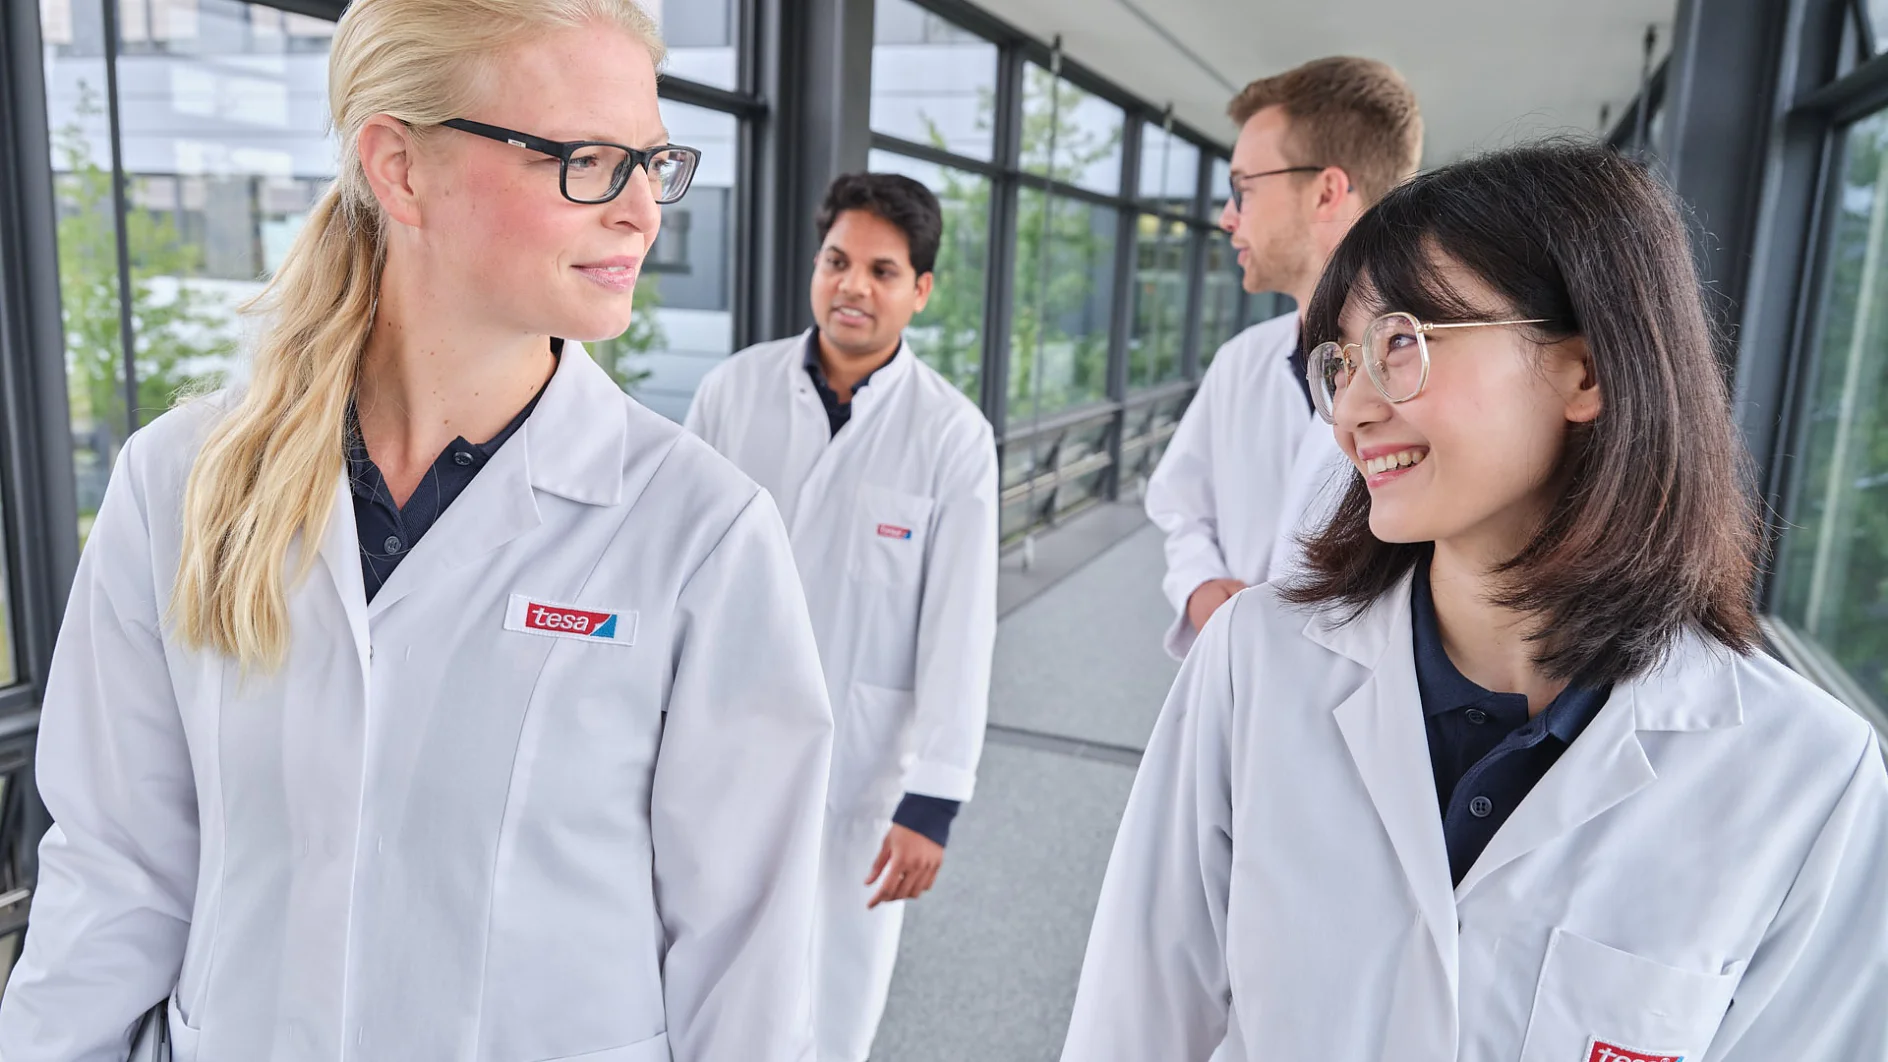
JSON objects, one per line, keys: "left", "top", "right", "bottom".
{"left": 1317, "top": 578, "right": 1461, "bottom": 996}
{"left": 787, "top": 335, "right": 912, "bottom": 540}
{"left": 1454, "top": 635, "right": 1740, "bottom": 897}
{"left": 366, "top": 344, "right": 629, "bottom": 618}
{"left": 314, "top": 473, "right": 371, "bottom": 676}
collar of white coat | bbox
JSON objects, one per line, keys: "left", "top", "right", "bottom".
{"left": 518, "top": 341, "right": 630, "bottom": 506}
{"left": 1300, "top": 568, "right": 1745, "bottom": 733}
{"left": 794, "top": 328, "right": 915, "bottom": 414}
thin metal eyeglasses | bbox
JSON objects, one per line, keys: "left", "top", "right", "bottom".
{"left": 1306, "top": 311, "right": 1550, "bottom": 424}
{"left": 440, "top": 118, "right": 701, "bottom": 205}
{"left": 1228, "top": 165, "right": 1326, "bottom": 211}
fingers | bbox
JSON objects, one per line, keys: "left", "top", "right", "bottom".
{"left": 865, "top": 837, "right": 893, "bottom": 887}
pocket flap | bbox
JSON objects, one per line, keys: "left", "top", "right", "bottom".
{"left": 1521, "top": 928, "right": 1742, "bottom": 1062}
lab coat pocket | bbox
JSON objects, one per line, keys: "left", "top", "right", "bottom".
{"left": 851, "top": 485, "right": 934, "bottom": 587}
{"left": 533, "top": 1030, "right": 669, "bottom": 1061}
{"left": 166, "top": 993, "right": 202, "bottom": 1061}
{"left": 1519, "top": 928, "right": 1743, "bottom": 1062}
{"left": 831, "top": 681, "right": 916, "bottom": 815}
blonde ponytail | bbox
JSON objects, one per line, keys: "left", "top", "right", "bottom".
{"left": 172, "top": 0, "right": 662, "bottom": 669}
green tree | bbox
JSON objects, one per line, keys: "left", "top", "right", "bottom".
{"left": 1006, "top": 68, "right": 1120, "bottom": 421}
{"left": 55, "top": 83, "right": 235, "bottom": 453}
{"left": 585, "top": 278, "right": 665, "bottom": 392}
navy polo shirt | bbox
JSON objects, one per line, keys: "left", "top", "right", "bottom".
{"left": 346, "top": 355, "right": 553, "bottom": 602}
{"left": 804, "top": 332, "right": 896, "bottom": 438}
{"left": 1411, "top": 562, "right": 1611, "bottom": 885}
{"left": 802, "top": 334, "right": 958, "bottom": 847}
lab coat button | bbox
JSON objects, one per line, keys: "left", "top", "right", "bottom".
{"left": 1465, "top": 708, "right": 1489, "bottom": 725}
{"left": 383, "top": 535, "right": 404, "bottom": 555}
{"left": 1469, "top": 796, "right": 1494, "bottom": 818}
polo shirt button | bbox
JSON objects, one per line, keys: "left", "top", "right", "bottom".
{"left": 453, "top": 451, "right": 474, "bottom": 466}
{"left": 1469, "top": 796, "right": 1494, "bottom": 818}
{"left": 383, "top": 535, "right": 404, "bottom": 555}
{"left": 1465, "top": 708, "right": 1489, "bottom": 725}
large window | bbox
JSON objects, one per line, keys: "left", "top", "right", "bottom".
{"left": 1129, "top": 214, "right": 1187, "bottom": 390}
{"left": 869, "top": 150, "right": 989, "bottom": 397}
{"left": 1008, "top": 190, "right": 1115, "bottom": 420}
{"left": 1774, "top": 109, "right": 1888, "bottom": 709}
{"left": 868, "top": 0, "right": 1235, "bottom": 541}
{"left": 643, "top": 0, "right": 740, "bottom": 92}
{"left": 42, "top": 0, "right": 336, "bottom": 542}
{"left": 870, "top": 0, "right": 995, "bottom": 161}
{"left": 597, "top": 100, "right": 741, "bottom": 423}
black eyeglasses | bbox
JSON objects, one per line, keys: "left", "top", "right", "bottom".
{"left": 1227, "top": 165, "right": 1325, "bottom": 211}
{"left": 440, "top": 118, "right": 701, "bottom": 205}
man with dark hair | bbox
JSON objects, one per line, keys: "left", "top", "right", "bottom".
{"left": 1148, "top": 56, "right": 1423, "bottom": 657}
{"left": 686, "top": 172, "right": 998, "bottom": 1062}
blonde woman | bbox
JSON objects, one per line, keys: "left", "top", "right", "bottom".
{"left": 0, "top": 1, "right": 833, "bottom": 1059}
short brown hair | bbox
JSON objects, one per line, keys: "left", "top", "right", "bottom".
{"left": 1229, "top": 56, "right": 1423, "bottom": 205}
{"left": 1285, "top": 141, "right": 1762, "bottom": 685}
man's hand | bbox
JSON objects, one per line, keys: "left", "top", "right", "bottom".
{"left": 1186, "top": 578, "right": 1248, "bottom": 635}
{"left": 866, "top": 824, "right": 945, "bottom": 909}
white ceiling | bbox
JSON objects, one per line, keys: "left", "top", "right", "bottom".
{"left": 975, "top": 0, "right": 1677, "bottom": 166}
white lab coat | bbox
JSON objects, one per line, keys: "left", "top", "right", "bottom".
{"left": 1063, "top": 578, "right": 1888, "bottom": 1062}
{"left": 0, "top": 346, "right": 835, "bottom": 1062}
{"left": 1144, "top": 312, "right": 1348, "bottom": 659}
{"left": 686, "top": 333, "right": 997, "bottom": 1062}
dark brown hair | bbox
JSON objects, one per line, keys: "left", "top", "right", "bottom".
{"left": 1228, "top": 56, "right": 1423, "bottom": 205}
{"left": 816, "top": 172, "right": 943, "bottom": 276}
{"left": 1284, "top": 140, "right": 1763, "bottom": 684}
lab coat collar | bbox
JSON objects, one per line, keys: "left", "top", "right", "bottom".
{"left": 315, "top": 344, "right": 628, "bottom": 622}
{"left": 793, "top": 329, "right": 915, "bottom": 422}
{"left": 522, "top": 342, "right": 630, "bottom": 507}
{"left": 1322, "top": 577, "right": 1462, "bottom": 1014}
{"left": 1303, "top": 564, "right": 1746, "bottom": 906}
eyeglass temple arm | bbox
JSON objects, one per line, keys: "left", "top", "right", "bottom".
{"left": 1419, "top": 317, "right": 1551, "bottom": 333}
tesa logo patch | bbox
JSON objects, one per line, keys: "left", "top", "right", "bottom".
{"left": 505, "top": 594, "right": 636, "bottom": 645}
{"left": 1587, "top": 1040, "right": 1685, "bottom": 1062}
{"left": 877, "top": 523, "right": 913, "bottom": 540}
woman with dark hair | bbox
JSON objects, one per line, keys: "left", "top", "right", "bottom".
{"left": 1062, "top": 141, "right": 1888, "bottom": 1061}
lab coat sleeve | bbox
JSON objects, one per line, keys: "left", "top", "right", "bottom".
{"left": 1060, "top": 592, "right": 1239, "bottom": 1062}
{"left": 1144, "top": 356, "right": 1236, "bottom": 661}
{"left": 903, "top": 421, "right": 998, "bottom": 803}
{"left": 1704, "top": 729, "right": 1888, "bottom": 1061}
{"left": 0, "top": 434, "right": 199, "bottom": 1062}
{"left": 652, "top": 487, "right": 833, "bottom": 1062}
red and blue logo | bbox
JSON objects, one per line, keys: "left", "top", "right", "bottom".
{"left": 877, "top": 523, "right": 913, "bottom": 540}
{"left": 506, "top": 594, "right": 636, "bottom": 645}
{"left": 525, "top": 603, "right": 619, "bottom": 639}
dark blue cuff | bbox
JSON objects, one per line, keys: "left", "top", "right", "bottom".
{"left": 892, "top": 793, "right": 961, "bottom": 848}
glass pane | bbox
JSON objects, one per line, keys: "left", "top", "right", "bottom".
{"left": 110, "top": 0, "right": 337, "bottom": 439}
{"left": 1870, "top": 0, "right": 1888, "bottom": 52}
{"left": 1776, "top": 110, "right": 1888, "bottom": 707}
{"left": 1129, "top": 215, "right": 1188, "bottom": 390}
{"left": 870, "top": 0, "right": 995, "bottom": 161}
{"left": 1199, "top": 229, "right": 1242, "bottom": 369}
{"left": 1138, "top": 123, "right": 1200, "bottom": 215}
{"left": 1021, "top": 64, "right": 1123, "bottom": 195}
{"left": 43, "top": 0, "right": 129, "bottom": 544}
{"left": 869, "top": 150, "right": 989, "bottom": 399}
{"left": 0, "top": 490, "right": 12, "bottom": 687}
{"left": 644, "top": 0, "right": 739, "bottom": 92}
{"left": 1209, "top": 155, "right": 1232, "bottom": 222}
{"left": 1008, "top": 190, "right": 1115, "bottom": 423}
{"left": 594, "top": 101, "right": 738, "bottom": 422}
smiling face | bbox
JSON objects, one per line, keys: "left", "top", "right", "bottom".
{"left": 1329, "top": 255, "right": 1601, "bottom": 563}
{"left": 809, "top": 208, "right": 933, "bottom": 359}
{"left": 386, "top": 21, "right": 666, "bottom": 344}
